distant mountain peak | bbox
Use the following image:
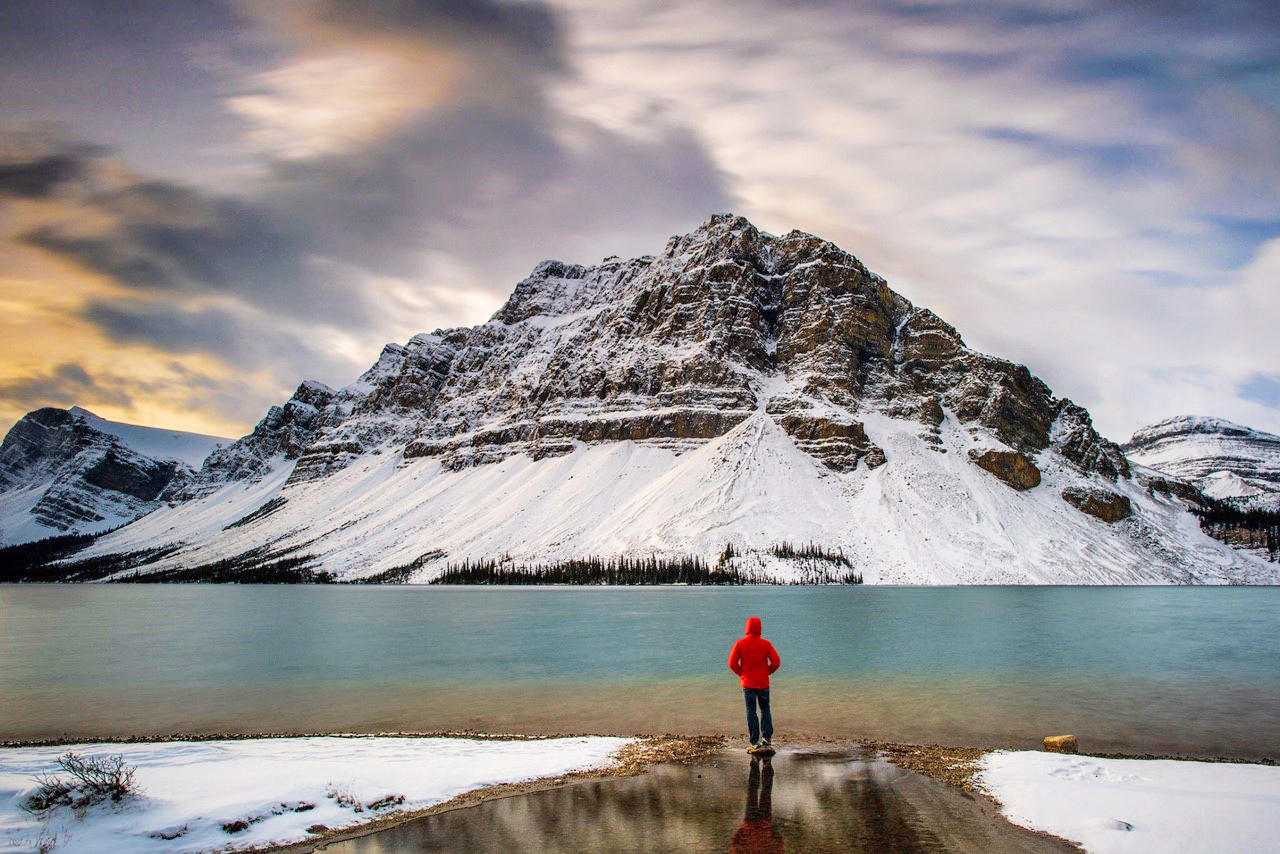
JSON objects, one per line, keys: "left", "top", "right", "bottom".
{"left": 1125, "top": 414, "right": 1280, "bottom": 512}
{"left": 0, "top": 406, "right": 229, "bottom": 544}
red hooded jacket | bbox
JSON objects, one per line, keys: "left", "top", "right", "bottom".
{"left": 728, "top": 616, "right": 781, "bottom": 690}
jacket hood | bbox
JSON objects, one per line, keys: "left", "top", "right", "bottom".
{"left": 745, "top": 616, "right": 762, "bottom": 636}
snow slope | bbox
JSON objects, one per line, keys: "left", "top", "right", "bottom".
{"left": 67, "top": 408, "right": 228, "bottom": 468}
{"left": 980, "top": 751, "right": 1280, "bottom": 853}
{"left": 0, "top": 736, "right": 631, "bottom": 854}
{"left": 80, "top": 403, "right": 1273, "bottom": 585}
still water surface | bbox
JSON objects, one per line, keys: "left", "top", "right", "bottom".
{"left": 2, "top": 586, "right": 1277, "bottom": 757}
{"left": 330, "top": 749, "right": 1075, "bottom": 854}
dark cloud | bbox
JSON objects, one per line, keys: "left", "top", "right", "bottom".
{"left": 0, "top": 149, "right": 92, "bottom": 198}
{"left": 0, "top": 362, "right": 132, "bottom": 410}
{"left": 18, "top": 171, "right": 371, "bottom": 325}
{"left": 81, "top": 297, "right": 358, "bottom": 383}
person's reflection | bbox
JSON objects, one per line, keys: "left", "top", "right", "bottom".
{"left": 731, "top": 756, "right": 784, "bottom": 853}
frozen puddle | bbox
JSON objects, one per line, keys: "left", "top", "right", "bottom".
{"left": 0, "top": 735, "right": 633, "bottom": 853}
{"left": 980, "top": 751, "right": 1280, "bottom": 853}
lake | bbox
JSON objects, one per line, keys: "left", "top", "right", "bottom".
{"left": 2, "top": 586, "right": 1278, "bottom": 758}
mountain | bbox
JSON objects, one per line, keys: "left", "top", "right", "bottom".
{"left": 0, "top": 407, "right": 229, "bottom": 545}
{"left": 1124, "top": 416, "right": 1280, "bottom": 510}
{"left": 14, "top": 214, "right": 1277, "bottom": 583}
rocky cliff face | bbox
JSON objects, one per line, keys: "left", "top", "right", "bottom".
{"left": 1124, "top": 416, "right": 1280, "bottom": 509}
{"left": 0, "top": 408, "right": 227, "bottom": 543}
{"left": 183, "top": 214, "right": 1128, "bottom": 488}
{"left": 24, "top": 215, "right": 1276, "bottom": 583}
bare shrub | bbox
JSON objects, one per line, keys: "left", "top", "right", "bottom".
{"left": 325, "top": 783, "right": 364, "bottom": 812}
{"left": 24, "top": 774, "right": 74, "bottom": 813}
{"left": 23, "top": 752, "right": 141, "bottom": 814}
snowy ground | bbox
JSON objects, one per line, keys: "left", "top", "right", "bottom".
{"left": 0, "top": 735, "right": 633, "bottom": 853}
{"left": 979, "top": 751, "right": 1280, "bottom": 853}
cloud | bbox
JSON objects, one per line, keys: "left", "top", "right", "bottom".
{"left": 228, "top": 0, "right": 565, "bottom": 158}
{"left": 0, "top": 357, "right": 277, "bottom": 438}
{"left": 1, "top": 0, "right": 733, "bottom": 435}
{"left": 0, "top": 150, "right": 90, "bottom": 199}
{"left": 547, "top": 0, "right": 1280, "bottom": 436}
{"left": 80, "top": 296, "right": 360, "bottom": 383}
{"left": 0, "top": 362, "right": 132, "bottom": 410}
{"left": 6, "top": 0, "right": 1276, "bottom": 443}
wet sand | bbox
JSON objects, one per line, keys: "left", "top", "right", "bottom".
{"left": 11, "top": 678, "right": 1278, "bottom": 759}
{"left": 310, "top": 747, "right": 1078, "bottom": 853}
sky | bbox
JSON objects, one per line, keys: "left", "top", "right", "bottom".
{"left": 1, "top": 0, "right": 1278, "bottom": 443}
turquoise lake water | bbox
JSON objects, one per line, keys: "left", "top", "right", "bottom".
{"left": 1, "top": 585, "right": 1277, "bottom": 758}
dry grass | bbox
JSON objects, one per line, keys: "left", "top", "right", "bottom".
{"left": 862, "top": 740, "right": 988, "bottom": 792}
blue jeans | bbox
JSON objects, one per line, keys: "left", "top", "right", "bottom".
{"left": 743, "top": 687, "right": 773, "bottom": 744}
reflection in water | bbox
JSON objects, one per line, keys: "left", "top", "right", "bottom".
{"left": 733, "top": 757, "right": 784, "bottom": 853}
{"left": 325, "top": 749, "right": 1076, "bottom": 853}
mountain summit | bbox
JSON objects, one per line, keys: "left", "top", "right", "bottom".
{"left": 10, "top": 215, "right": 1276, "bottom": 583}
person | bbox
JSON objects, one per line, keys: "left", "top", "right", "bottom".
{"left": 728, "top": 615, "right": 781, "bottom": 752}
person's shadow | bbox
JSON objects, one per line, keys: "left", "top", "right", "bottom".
{"left": 731, "top": 756, "right": 784, "bottom": 853}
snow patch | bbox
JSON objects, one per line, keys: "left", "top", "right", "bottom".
{"left": 0, "top": 736, "right": 632, "bottom": 854}
{"left": 980, "top": 751, "right": 1280, "bottom": 854}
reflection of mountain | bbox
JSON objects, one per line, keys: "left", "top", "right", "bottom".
{"left": 4, "top": 215, "right": 1276, "bottom": 582}
{"left": 1125, "top": 415, "right": 1280, "bottom": 511}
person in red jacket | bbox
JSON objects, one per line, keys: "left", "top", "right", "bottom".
{"left": 728, "top": 615, "right": 781, "bottom": 752}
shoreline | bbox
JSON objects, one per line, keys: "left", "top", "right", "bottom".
{"left": 5, "top": 729, "right": 1276, "bottom": 766}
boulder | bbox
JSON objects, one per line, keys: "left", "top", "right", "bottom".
{"left": 1043, "top": 734, "right": 1078, "bottom": 754}
{"left": 968, "top": 449, "right": 1041, "bottom": 490}
{"left": 1062, "top": 486, "right": 1132, "bottom": 523}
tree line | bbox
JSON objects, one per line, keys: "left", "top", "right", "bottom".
{"left": 432, "top": 549, "right": 863, "bottom": 585}
{"left": 1195, "top": 499, "right": 1280, "bottom": 562}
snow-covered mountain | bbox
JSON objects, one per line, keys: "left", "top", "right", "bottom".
{"left": 0, "top": 407, "right": 229, "bottom": 545}
{"left": 13, "top": 215, "right": 1277, "bottom": 583}
{"left": 1124, "top": 416, "right": 1280, "bottom": 511}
